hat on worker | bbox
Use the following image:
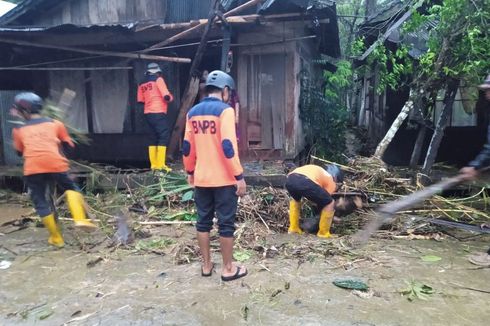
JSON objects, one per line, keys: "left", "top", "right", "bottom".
{"left": 206, "top": 70, "right": 235, "bottom": 90}
{"left": 478, "top": 74, "right": 490, "bottom": 90}
{"left": 13, "top": 92, "right": 43, "bottom": 114}
{"left": 324, "top": 164, "right": 344, "bottom": 184}
{"left": 147, "top": 62, "right": 162, "bottom": 74}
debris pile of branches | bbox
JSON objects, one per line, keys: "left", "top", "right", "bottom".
{"left": 338, "top": 156, "right": 489, "bottom": 236}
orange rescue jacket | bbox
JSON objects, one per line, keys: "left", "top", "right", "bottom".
{"left": 137, "top": 75, "right": 173, "bottom": 114}
{"left": 183, "top": 97, "right": 243, "bottom": 187}
{"left": 289, "top": 165, "right": 336, "bottom": 195}
{"left": 12, "top": 118, "right": 74, "bottom": 176}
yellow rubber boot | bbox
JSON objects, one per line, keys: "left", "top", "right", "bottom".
{"left": 157, "top": 146, "right": 172, "bottom": 172}
{"left": 148, "top": 146, "right": 158, "bottom": 170}
{"left": 288, "top": 200, "right": 303, "bottom": 234}
{"left": 65, "top": 190, "right": 97, "bottom": 232}
{"left": 317, "top": 209, "right": 335, "bottom": 238}
{"left": 42, "top": 214, "right": 65, "bottom": 247}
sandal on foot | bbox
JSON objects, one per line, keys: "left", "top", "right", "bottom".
{"left": 201, "top": 263, "right": 214, "bottom": 277}
{"left": 221, "top": 266, "right": 247, "bottom": 282}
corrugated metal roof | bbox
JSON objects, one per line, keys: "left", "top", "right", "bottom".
{"left": 0, "top": 0, "right": 247, "bottom": 26}
{"left": 0, "top": 0, "right": 59, "bottom": 25}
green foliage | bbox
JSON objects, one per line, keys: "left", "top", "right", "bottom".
{"left": 233, "top": 250, "right": 252, "bottom": 262}
{"left": 399, "top": 280, "right": 435, "bottom": 301}
{"left": 420, "top": 255, "right": 442, "bottom": 262}
{"left": 135, "top": 238, "right": 174, "bottom": 251}
{"left": 300, "top": 67, "right": 349, "bottom": 162}
{"left": 359, "top": 0, "right": 490, "bottom": 93}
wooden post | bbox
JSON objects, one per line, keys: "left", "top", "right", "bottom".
{"left": 421, "top": 79, "right": 460, "bottom": 174}
{"left": 374, "top": 90, "right": 414, "bottom": 159}
{"left": 166, "top": 0, "right": 221, "bottom": 158}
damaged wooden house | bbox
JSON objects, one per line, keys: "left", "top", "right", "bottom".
{"left": 0, "top": 0, "right": 340, "bottom": 169}
{"left": 354, "top": 0, "right": 489, "bottom": 166}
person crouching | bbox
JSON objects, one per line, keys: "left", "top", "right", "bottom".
{"left": 285, "top": 164, "right": 343, "bottom": 238}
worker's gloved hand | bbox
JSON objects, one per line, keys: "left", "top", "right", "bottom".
{"left": 164, "top": 95, "right": 171, "bottom": 102}
{"left": 459, "top": 166, "right": 478, "bottom": 181}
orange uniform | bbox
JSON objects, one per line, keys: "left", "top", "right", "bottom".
{"left": 183, "top": 97, "right": 243, "bottom": 187}
{"left": 289, "top": 165, "right": 336, "bottom": 195}
{"left": 12, "top": 118, "right": 74, "bottom": 176}
{"left": 137, "top": 76, "right": 173, "bottom": 114}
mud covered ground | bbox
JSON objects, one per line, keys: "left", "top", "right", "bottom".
{"left": 1, "top": 203, "right": 489, "bottom": 326}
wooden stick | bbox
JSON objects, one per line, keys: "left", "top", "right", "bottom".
{"left": 143, "top": 0, "right": 262, "bottom": 52}
{"left": 139, "top": 221, "right": 195, "bottom": 225}
{"left": 0, "top": 66, "right": 133, "bottom": 71}
{"left": 310, "top": 155, "right": 357, "bottom": 172}
{"left": 59, "top": 217, "right": 195, "bottom": 226}
{"left": 353, "top": 174, "right": 467, "bottom": 245}
{"left": 0, "top": 37, "right": 191, "bottom": 63}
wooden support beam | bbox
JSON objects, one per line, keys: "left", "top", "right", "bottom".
{"left": 0, "top": 37, "right": 191, "bottom": 63}
{"left": 167, "top": 0, "right": 221, "bottom": 157}
{"left": 143, "top": 0, "right": 263, "bottom": 52}
{"left": 0, "top": 66, "right": 132, "bottom": 71}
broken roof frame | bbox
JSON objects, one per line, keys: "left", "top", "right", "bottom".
{"left": 0, "top": 0, "right": 340, "bottom": 70}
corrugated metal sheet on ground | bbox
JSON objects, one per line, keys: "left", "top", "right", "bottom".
{"left": 0, "top": 91, "right": 23, "bottom": 165}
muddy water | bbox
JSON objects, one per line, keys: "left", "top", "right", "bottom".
{"left": 1, "top": 204, "right": 489, "bottom": 325}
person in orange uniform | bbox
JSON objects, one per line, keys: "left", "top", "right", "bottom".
{"left": 11, "top": 92, "right": 96, "bottom": 247}
{"left": 137, "top": 63, "right": 174, "bottom": 172}
{"left": 183, "top": 70, "right": 247, "bottom": 282}
{"left": 285, "top": 164, "right": 343, "bottom": 238}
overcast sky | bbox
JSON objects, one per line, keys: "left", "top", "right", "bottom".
{"left": 0, "top": 0, "right": 16, "bottom": 17}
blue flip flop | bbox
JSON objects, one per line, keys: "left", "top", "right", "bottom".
{"left": 221, "top": 266, "right": 248, "bottom": 282}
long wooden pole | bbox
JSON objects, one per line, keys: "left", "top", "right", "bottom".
{"left": 142, "top": 0, "right": 263, "bottom": 53}
{"left": 0, "top": 66, "right": 132, "bottom": 71}
{"left": 0, "top": 37, "right": 191, "bottom": 63}
{"left": 167, "top": 0, "right": 221, "bottom": 158}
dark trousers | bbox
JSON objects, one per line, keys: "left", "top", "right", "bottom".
{"left": 194, "top": 186, "right": 238, "bottom": 238}
{"left": 145, "top": 113, "right": 170, "bottom": 146}
{"left": 25, "top": 173, "right": 78, "bottom": 217}
{"left": 285, "top": 173, "right": 333, "bottom": 209}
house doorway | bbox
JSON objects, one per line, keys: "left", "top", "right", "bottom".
{"left": 245, "top": 53, "right": 286, "bottom": 150}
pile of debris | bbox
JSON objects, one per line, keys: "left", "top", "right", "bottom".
{"left": 3, "top": 155, "right": 488, "bottom": 265}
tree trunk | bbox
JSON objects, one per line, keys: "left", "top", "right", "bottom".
{"left": 374, "top": 90, "right": 414, "bottom": 159}
{"left": 421, "top": 79, "right": 460, "bottom": 174}
{"left": 409, "top": 123, "right": 427, "bottom": 168}
{"left": 167, "top": 0, "right": 220, "bottom": 158}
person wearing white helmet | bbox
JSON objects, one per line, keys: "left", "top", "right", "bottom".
{"left": 137, "top": 63, "right": 174, "bottom": 172}
{"left": 11, "top": 92, "right": 96, "bottom": 247}
{"left": 183, "top": 70, "right": 247, "bottom": 282}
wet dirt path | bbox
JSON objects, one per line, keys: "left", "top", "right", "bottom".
{"left": 1, "top": 204, "right": 489, "bottom": 325}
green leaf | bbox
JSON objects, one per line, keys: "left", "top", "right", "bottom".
{"left": 181, "top": 190, "right": 194, "bottom": 202}
{"left": 333, "top": 279, "right": 369, "bottom": 291}
{"left": 421, "top": 255, "right": 442, "bottom": 262}
{"left": 233, "top": 250, "right": 252, "bottom": 262}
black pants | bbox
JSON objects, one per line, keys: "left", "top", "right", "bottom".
{"left": 25, "top": 172, "right": 79, "bottom": 217}
{"left": 285, "top": 173, "right": 333, "bottom": 209}
{"left": 194, "top": 186, "right": 238, "bottom": 238}
{"left": 145, "top": 113, "right": 170, "bottom": 146}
